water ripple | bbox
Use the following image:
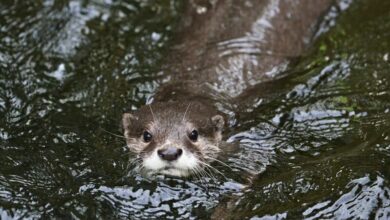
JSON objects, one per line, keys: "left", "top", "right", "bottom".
{"left": 304, "top": 175, "right": 390, "bottom": 219}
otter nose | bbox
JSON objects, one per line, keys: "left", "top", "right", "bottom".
{"left": 157, "top": 147, "right": 183, "bottom": 161}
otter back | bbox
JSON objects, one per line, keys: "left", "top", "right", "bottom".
{"left": 156, "top": 0, "right": 332, "bottom": 101}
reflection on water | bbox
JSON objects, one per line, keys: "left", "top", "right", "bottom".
{"left": 303, "top": 175, "right": 390, "bottom": 219}
{"left": 78, "top": 176, "right": 242, "bottom": 219}
{"left": 1, "top": 0, "right": 390, "bottom": 219}
{"left": 219, "top": 0, "right": 390, "bottom": 218}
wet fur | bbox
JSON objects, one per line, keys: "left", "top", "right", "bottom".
{"left": 123, "top": 0, "right": 333, "bottom": 180}
{"left": 123, "top": 101, "right": 224, "bottom": 177}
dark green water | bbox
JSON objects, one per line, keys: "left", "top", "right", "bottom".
{"left": 0, "top": 0, "right": 390, "bottom": 219}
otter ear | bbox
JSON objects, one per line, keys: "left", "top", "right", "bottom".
{"left": 211, "top": 114, "right": 225, "bottom": 132}
{"left": 122, "top": 113, "right": 137, "bottom": 136}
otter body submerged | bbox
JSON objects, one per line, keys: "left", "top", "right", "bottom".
{"left": 123, "top": 0, "right": 333, "bottom": 177}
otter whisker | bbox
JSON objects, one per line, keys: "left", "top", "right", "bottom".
{"left": 182, "top": 102, "right": 192, "bottom": 122}
{"left": 192, "top": 166, "right": 206, "bottom": 184}
{"left": 198, "top": 160, "right": 227, "bottom": 179}
{"left": 126, "top": 145, "right": 143, "bottom": 154}
{"left": 202, "top": 166, "right": 217, "bottom": 183}
{"left": 128, "top": 158, "right": 142, "bottom": 171}
{"left": 100, "top": 128, "right": 127, "bottom": 139}
{"left": 204, "top": 156, "right": 233, "bottom": 170}
{"left": 201, "top": 166, "right": 216, "bottom": 182}
{"left": 191, "top": 167, "right": 200, "bottom": 180}
{"left": 197, "top": 160, "right": 217, "bottom": 179}
{"left": 128, "top": 157, "right": 141, "bottom": 165}
{"left": 126, "top": 158, "right": 143, "bottom": 176}
{"left": 195, "top": 164, "right": 214, "bottom": 187}
{"left": 148, "top": 104, "right": 156, "bottom": 123}
{"left": 195, "top": 164, "right": 211, "bottom": 180}
{"left": 136, "top": 162, "right": 145, "bottom": 175}
{"left": 122, "top": 146, "right": 139, "bottom": 155}
{"left": 192, "top": 152, "right": 221, "bottom": 181}
{"left": 121, "top": 151, "right": 136, "bottom": 157}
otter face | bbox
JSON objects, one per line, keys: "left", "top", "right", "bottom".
{"left": 122, "top": 102, "right": 224, "bottom": 177}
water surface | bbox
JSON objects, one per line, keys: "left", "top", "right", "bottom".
{"left": 1, "top": 0, "right": 390, "bottom": 219}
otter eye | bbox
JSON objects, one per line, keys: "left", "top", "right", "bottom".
{"left": 189, "top": 130, "right": 198, "bottom": 142}
{"left": 143, "top": 131, "right": 152, "bottom": 143}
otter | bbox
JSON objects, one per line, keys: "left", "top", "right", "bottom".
{"left": 122, "top": 0, "right": 333, "bottom": 177}
{"left": 123, "top": 101, "right": 224, "bottom": 177}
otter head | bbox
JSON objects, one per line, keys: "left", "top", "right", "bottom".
{"left": 122, "top": 101, "right": 225, "bottom": 177}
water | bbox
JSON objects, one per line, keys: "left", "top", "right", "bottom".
{"left": 0, "top": 0, "right": 390, "bottom": 219}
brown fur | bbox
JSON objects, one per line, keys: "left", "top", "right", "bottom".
{"left": 123, "top": 0, "right": 333, "bottom": 178}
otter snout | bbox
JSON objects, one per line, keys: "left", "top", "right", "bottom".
{"left": 157, "top": 147, "right": 183, "bottom": 161}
